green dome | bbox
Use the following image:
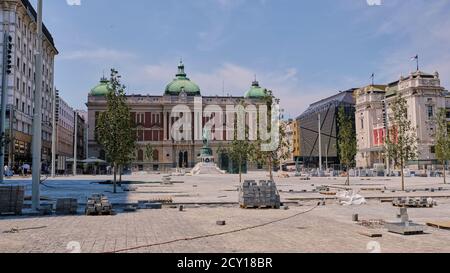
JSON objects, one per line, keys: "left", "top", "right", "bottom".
{"left": 164, "top": 61, "right": 201, "bottom": 96}
{"left": 90, "top": 77, "right": 112, "bottom": 96}
{"left": 244, "top": 80, "right": 268, "bottom": 99}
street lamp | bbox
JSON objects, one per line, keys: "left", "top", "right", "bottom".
{"left": 31, "top": 0, "right": 43, "bottom": 211}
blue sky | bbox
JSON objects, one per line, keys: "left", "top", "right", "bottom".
{"left": 31, "top": 0, "right": 450, "bottom": 117}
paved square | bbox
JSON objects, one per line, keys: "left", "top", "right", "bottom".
{"left": 1, "top": 173, "right": 450, "bottom": 253}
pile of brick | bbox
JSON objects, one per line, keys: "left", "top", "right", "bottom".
{"left": 0, "top": 186, "right": 24, "bottom": 215}
{"left": 393, "top": 197, "right": 435, "bottom": 208}
{"left": 56, "top": 198, "right": 78, "bottom": 215}
{"left": 239, "top": 180, "right": 280, "bottom": 209}
{"left": 85, "top": 194, "right": 113, "bottom": 216}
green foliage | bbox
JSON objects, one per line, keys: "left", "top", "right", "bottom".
{"left": 337, "top": 106, "right": 356, "bottom": 169}
{"left": 435, "top": 108, "right": 450, "bottom": 184}
{"left": 435, "top": 108, "right": 450, "bottom": 162}
{"left": 95, "top": 69, "right": 136, "bottom": 191}
{"left": 384, "top": 94, "right": 418, "bottom": 190}
{"left": 145, "top": 144, "right": 155, "bottom": 162}
{"left": 249, "top": 91, "right": 290, "bottom": 181}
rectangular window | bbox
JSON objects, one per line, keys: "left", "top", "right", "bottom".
{"left": 427, "top": 105, "right": 434, "bottom": 119}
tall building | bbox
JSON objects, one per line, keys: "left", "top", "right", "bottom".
{"left": 1, "top": 0, "right": 58, "bottom": 167}
{"left": 87, "top": 62, "right": 269, "bottom": 173}
{"left": 354, "top": 85, "right": 388, "bottom": 169}
{"left": 355, "top": 71, "right": 449, "bottom": 170}
{"left": 385, "top": 71, "right": 446, "bottom": 169}
{"left": 296, "top": 89, "right": 356, "bottom": 169}
{"left": 55, "top": 97, "right": 74, "bottom": 173}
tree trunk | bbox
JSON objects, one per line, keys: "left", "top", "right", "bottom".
{"left": 239, "top": 162, "right": 242, "bottom": 183}
{"left": 268, "top": 157, "right": 273, "bottom": 181}
{"left": 119, "top": 165, "right": 122, "bottom": 187}
{"left": 444, "top": 161, "right": 447, "bottom": 185}
{"left": 346, "top": 167, "right": 350, "bottom": 186}
{"left": 113, "top": 163, "right": 117, "bottom": 194}
{"left": 401, "top": 161, "right": 405, "bottom": 191}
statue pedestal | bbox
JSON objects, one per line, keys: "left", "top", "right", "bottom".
{"left": 191, "top": 152, "right": 225, "bottom": 175}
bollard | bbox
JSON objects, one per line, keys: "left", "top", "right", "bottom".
{"left": 352, "top": 214, "right": 359, "bottom": 222}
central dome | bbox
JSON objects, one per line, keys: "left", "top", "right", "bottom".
{"left": 164, "top": 61, "right": 201, "bottom": 96}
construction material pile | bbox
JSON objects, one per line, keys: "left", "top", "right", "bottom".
{"left": 393, "top": 197, "right": 435, "bottom": 208}
{"left": 0, "top": 186, "right": 24, "bottom": 215}
{"left": 336, "top": 190, "right": 367, "bottom": 206}
{"left": 56, "top": 198, "right": 78, "bottom": 215}
{"left": 239, "top": 180, "right": 280, "bottom": 209}
{"left": 85, "top": 194, "right": 113, "bottom": 216}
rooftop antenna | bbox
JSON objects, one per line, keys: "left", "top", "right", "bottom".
{"left": 222, "top": 79, "right": 225, "bottom": 97}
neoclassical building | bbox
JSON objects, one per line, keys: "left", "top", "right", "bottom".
{"left": 87, "top": 62, "right": 269, "bottom": 173}
{"left": 355, "top": 71, "right": 449, "bottom": 170}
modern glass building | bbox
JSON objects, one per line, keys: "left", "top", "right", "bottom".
{"left": 295, "top": 89, "right": 356, "bottom": 169}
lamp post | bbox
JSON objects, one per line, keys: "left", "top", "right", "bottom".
{"left": 31, "top": 0, "right": 43, "bottom": 211}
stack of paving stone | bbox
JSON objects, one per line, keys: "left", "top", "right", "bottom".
{"left": 0, "top": 186, "right": 24, "bottom": 215}
{"left": 393, "top": 197, "right": 434, "bottom": 208}
{"left": 85, "top": 194, "right": 113, "bottom": 215}
{"left": 55, "top": 198, "right": 78, "bottom": 215}
{"left": 239, "top": 180, "right": 280, "bottom": 209}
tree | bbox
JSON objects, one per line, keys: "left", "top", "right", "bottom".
{"left": 250, "top": 91, "right": 290, "bottom": 181}
{"left": 96, "top": 69, "right": 136, "bottom": 193}
{"left": 435, "top": 108, "right": 450, "bottom": 184}
{"left": 337, "top": 106, "right": 356, "bottom": 186}
{"left": 224, "top": 101, "right": 253, "bottom": 183}
{"left": 384, "top": 94, "right": 418, "bottom": 191}
{"left": 145, "top": 144, "right": 155, "bottom": 163}
{"left": 228, "top": 139, "right": 252, "bottom": 183}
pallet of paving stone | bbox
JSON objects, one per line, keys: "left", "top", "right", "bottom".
{"left": 85, "top": 194, "right": 113, "bottom": 216}
{"left": 239, "top": 180, "right": 280, "bottom": 209}
{"left": 56, "top": 198, "right": 78, "bottom": 215}
{"left": 392, "top": 197, "right": 433, "bottom": 208}
{"left": 148, "top": 196, "right": 173, "bottom": 204}
{"left": 0, "top": 186, "right": 24, "bottom": 215}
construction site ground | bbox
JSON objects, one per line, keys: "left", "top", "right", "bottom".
{"left": 1, "top": 172, "right": 450, "bottom": 253}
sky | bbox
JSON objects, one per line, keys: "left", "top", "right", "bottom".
{"left": 29, "top": 0, "right": 450, "bottom": 118}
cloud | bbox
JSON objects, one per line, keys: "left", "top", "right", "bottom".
{"left": 66, "top": 0, "right": 81, "bottom": 6}
{"left": 367, "top": 0, "right": 450, "bottom": 87}
{"left": 59, "top": 48, "right": 135, "bottom": 61}
{"left": 131, "top": 61, "right": 320, "bottom": 116}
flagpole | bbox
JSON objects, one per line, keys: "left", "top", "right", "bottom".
{"left": 416, "top": 55, "right": 419, "bottom": 71}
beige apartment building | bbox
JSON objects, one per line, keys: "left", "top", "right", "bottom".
{"left": 355, "top": 71, "right": 448, "bottom": 170}
{"left": 1, "top": 0, "right": 58, "bottom": 167}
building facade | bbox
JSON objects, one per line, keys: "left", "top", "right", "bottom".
{"left": 295, "top": 89, "right": 356, "bottom": 169}
{"left": 1, "top": 0, "right": 58, "bottom": 168}
{"left": 354, "top": 85, "right": 387, "bottom": 169}
{"left": 355, "top": 71, "right": 449, "bottom": 170}
{"left": 87, "top": 62, "right": 268, "bottom": 173}
{"left": 55, "top": 97, "right": 74, "bottom": 172}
